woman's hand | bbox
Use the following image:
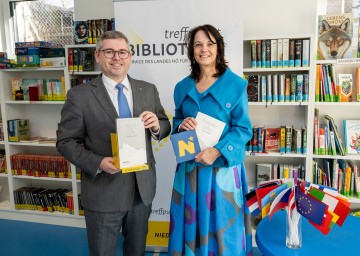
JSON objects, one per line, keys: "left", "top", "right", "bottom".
{"left": 178, "top": 117, "right": 197, "bottom": 131}
{"left": 195, "top": 147, "right": 221, "bottom": 166}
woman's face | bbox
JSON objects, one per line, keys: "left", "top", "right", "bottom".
{"left": 193, "top": 30, "right": 217, "bottom": 68}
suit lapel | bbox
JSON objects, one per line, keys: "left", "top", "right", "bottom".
{"left": 91, "top": 75, "right": 118, "bottom": 124}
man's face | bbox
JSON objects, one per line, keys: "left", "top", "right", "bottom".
{"left": 94, "top": 38, "right": 132, "bottom": 83}
{"left": 77, "top": 25, "right": 86, "bottom": 38}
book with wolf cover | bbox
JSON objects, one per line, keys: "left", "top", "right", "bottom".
{"left": 317, "top": 13, "right": 354, "bottom": 60}
{"left": 343, "top": 120, "right": 360, "bottom": 155}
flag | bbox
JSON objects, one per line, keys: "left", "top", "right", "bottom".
{"left": 260, "top": 183, "right": 288, "bottom": 217}
{"left": 308, "top": 210, "right": 333, "bottom": 235}
{"left": 269, "top": 187, "right": 292, "bottom": 219}
{"left": 255, "top": 184, "right": 279, "bottom": 209}
{"left": 296, "top": 190, "right": 328, "bottom": 225}
{"left": 308, "top": 187, "right": 350, "bottom": 226}
{"left": 245, "top": 189, "right": 261, "bottom": 217}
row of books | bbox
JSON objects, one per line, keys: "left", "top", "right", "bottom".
{"left": 247, "top": 126, "right": 307, "bottom": 154}
{"left": 245, "top": 73, "right": 309, "bottom": 102}
{"left": 13, "top": 187, "right": 74, "bottom": 215}
{"left": 74, "top": 19, "right": 115, "bottom": 45}
{"left": 315, "top": 64, "right": 360, "bottom": 102}
{"left": 314, "top": 109, "right": 360, "bottom": 156}
{"left": 0, "top": 51, "right": 15, "bottom": 69}
{"left": 249, "top": 38, "right": 310, "bottom": 68}
{"left": 71, "top": 77, "right": 93, "bottom": 88}
{"left": 10, "top": 153, "right": 70, "bottom": 179}
{"left": 313, "top": 159, "right": 360, "bottom": 198}
{"left": 11, "top": 77, "right": 66, "bottom": 101}
{"left": 256, "top": 163, "right": 306, "bottom": 185}
{"left": 14, "top": 41, "right": 65, "bottom": 68}
{"left": 68, "top": 48, "right": 95, "bottom": 72}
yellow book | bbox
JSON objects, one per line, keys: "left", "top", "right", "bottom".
{"left": 110, "top": 133, "right": 149, "bottom": 173}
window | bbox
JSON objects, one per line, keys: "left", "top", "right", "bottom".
{"left": 9, "top": 0, "right": 74, "bottom": 45}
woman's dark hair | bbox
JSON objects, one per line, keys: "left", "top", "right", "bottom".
{"left": 186, "top": 24, "right": 228, "bottom": 81}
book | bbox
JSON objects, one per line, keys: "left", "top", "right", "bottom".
{"left": 343, "top": 120, "right": 360, "bottom": 155}
{"left": 325, "top": 114, "right": 345, "bottom": 156}
{"left": 170, "top": 130, "right": 201, "bottom": 163}
{"left": 74, "top": 21, "right": 88, "bottom": 45}
{"left": 7, "top": 119, "right": 30, "bottom": 142}
{"left": 356, "top": 67, "right": 360, "bottom": 101}
{"left": 246, "top": 75, "right": 260, "bottom": 102}
{"left": 302, "top": 39, "right": 310, "bottom": 67}
{"left": 256, "top": 163, "right": 272, "bottom": 185}
{"left": 317, "top": 13, "right": 353, "bottom": 60}
{"left": 270, "top": 39, "right": 278, "bottom": 68}
{"left": 337, "top": 73, "right": 353, "bottom": 102}
{"left": 282, "top": 38, "right": 289, "bottom": 67}
{"left": 264, "top": 128, "right": 280, "bottom": 152}
{"left": 294, "top": 39, "right": 302, "bottom": 67}
{"left": 250, "top": 40, "right": 257, "bottom": 68}
{"left": 115, "top": 118, "right": 148, "bottom": 170}
{"left": 195, "top": 112, "right": 225, "bottom": 151}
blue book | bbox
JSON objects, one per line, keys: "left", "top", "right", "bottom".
{"left": 170, "top": 130, "right": 201, "bottom": 163}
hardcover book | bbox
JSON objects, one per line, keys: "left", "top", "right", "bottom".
{"left": 256, "top": 163, "right": 272, "bottom": 185}
{"left": 115, "top": 118, "right": 148, "bottom": 170}
{"left": 337, "top": 73, "right": 353, "bottom": 102}
{"left": 343, "top": 120, "right": 360, "bottom": 155}
{"left": 317, "top": 13, "right": 353, "bottom": 60}
{"left": 74, "top": 21, "right": 88, "bottom": 45}
{"left": 170, "top": 130, "right": 201, "bottom": 163}
{"left": 264, "top": 128, "right": 280, "bottom": 152}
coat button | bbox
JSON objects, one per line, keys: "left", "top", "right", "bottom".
{"left": 227, "top": 145, "right": 233, "bottom": 151}
{"left": 226, "top": 102, "right": 231, "bottom": 108}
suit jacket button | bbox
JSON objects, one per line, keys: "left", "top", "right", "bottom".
{"left": 227, "top": 145, "right": 233, "bottom": 151}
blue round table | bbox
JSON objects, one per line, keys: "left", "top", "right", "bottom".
{"left": 256, "top": 211, "right": 360, "bottom": 256}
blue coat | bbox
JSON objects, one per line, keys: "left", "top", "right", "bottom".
{"left": 173, "top": 68, "right": 253, "bottom": 167}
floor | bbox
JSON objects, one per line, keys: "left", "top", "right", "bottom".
{"left": 0, "top": 218, "right": 262, "bottom": 255}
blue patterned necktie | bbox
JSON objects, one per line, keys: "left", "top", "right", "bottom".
{"left": 116, "top": 83, "right": 132, "bottom": 118}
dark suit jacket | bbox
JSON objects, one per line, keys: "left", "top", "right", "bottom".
{"left": 56, "top": 75, "right": 171, "bottom": 212}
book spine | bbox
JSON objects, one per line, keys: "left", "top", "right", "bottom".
{"left": 295, "top": 74, "right": 303, "bottom": 102}
{"left": 302, "top": 39, "right": 310, "bottom": 67}
{"left": 280, "top": 126, "right": 286, "bottom": 154}
{"left": 288, "top": 39, "right": 295, "bottom": 67}
{"left": 356, "top": 68, "right": 360, "bottom": 101}
{"left": 294, "top": 39, "right": 302, "bottom": 67}
{"left": 266, "top": 74, "right": 272, "bottom": 102}
{"left": 278, "top": 74, "right": 285, "bottom": 102}
{"left": 285, "top": 126, "right": 293, "bottom": 153}
{"left": 285, "top": 75, "right": 291, "bottom": 102}
{"left": 282, "top": 38, "right": 289, "bottom": 67}
{"left": 302, "top": 73, "right": 309, "bottom": 102}
{"left": 261, "top": 40, "right": 266, "bottom": 68}
{"left": 272, "top": 74, "right": 278, "bottom": 102}
{"left": 290, "top": 74, "right": 296, "bottom": 102}
{"left": 256, "top": 40, "right": 262, "bottom": 67}
{"left": 302, "top": 127, "right": 307, "bottom": 154}
{"left": 265, "top": 40, "right": 271, "bottom": 68}
{"left": 261, "top": 76, "right": 267, "bottom": 102}
{"left": 250, "top": 40, "right": 257, "bottom": 68}
{"left": 270, "top": 39, "right": 278, "bottom": 68}
{"left": 277, "top": 39, "right": 283, "bottom": 67}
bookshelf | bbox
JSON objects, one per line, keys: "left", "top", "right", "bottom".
{"left": 313, "top": 59, "right": 360, "bottom": 207}
{"left": 0, "top": 68, "right": 85, "bottom": 227}
{"left": 243, "top": 35, "right": 316, "bottom": 189}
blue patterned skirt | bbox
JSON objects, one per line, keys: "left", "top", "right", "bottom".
{"left": 168, "top": 161, "right": 252, "bottom": 256}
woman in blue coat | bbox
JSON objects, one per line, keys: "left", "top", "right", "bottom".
{"left": 168, "top": 24, "right": 253, "bottom": 256}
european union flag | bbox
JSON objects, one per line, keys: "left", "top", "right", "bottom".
{"left": 296, "top": 190, "right": 328, "bottom": 225}
{"left": 170, "top": 130, "right": 201, "bottom": 163}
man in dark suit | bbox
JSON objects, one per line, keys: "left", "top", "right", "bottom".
{"left": 56, "top": 31, "right": 171, "bottom": 256}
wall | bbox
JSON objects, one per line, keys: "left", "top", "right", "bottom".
{"left": 74, "top": 0, "right": 114, "bottom": 20}
{"left": 243, "top": 0, "right": 318, "bottom": 38}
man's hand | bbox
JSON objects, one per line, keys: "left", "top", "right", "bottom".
{"left": 99, "top": 157, "right": 121, "bottom": 174}
{"left": 139, "top": 111, "right": 160, "bottom": 133}
{"left": 195, "top": 147, "right": 221, "bottom": 166}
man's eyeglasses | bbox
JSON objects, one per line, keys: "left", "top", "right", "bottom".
{"left": 100, "top": 49, "right": 130, "bottom": 59}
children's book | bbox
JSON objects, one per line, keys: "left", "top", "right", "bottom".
{"left": 343, "top": 120, "right": 360, "bottom": 155}
{"left": 317, "top": 13, "right": 354, "bottom": 60}
{"left": 337, "top": 73, "right": 353, "bottom": 102}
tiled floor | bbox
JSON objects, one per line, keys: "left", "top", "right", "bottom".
{"left": 0, "top": 218, "right": 262, "bottom": 255}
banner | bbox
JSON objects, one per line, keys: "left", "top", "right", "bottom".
{"left": 114, "top": 0, "right": 243, "bottom": 248}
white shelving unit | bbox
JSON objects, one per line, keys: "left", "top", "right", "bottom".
{"left": 314, "top": 59, "right": 360, "bottom": 208}
{"left": 243, "top": 34, "right": 316, "bottom": 189}
{"left": 0, "top": 67, "right": 85, "bottom": 227}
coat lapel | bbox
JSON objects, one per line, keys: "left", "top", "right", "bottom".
{"left": 91, "top": 75, "right": 118, "bottom": 124}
